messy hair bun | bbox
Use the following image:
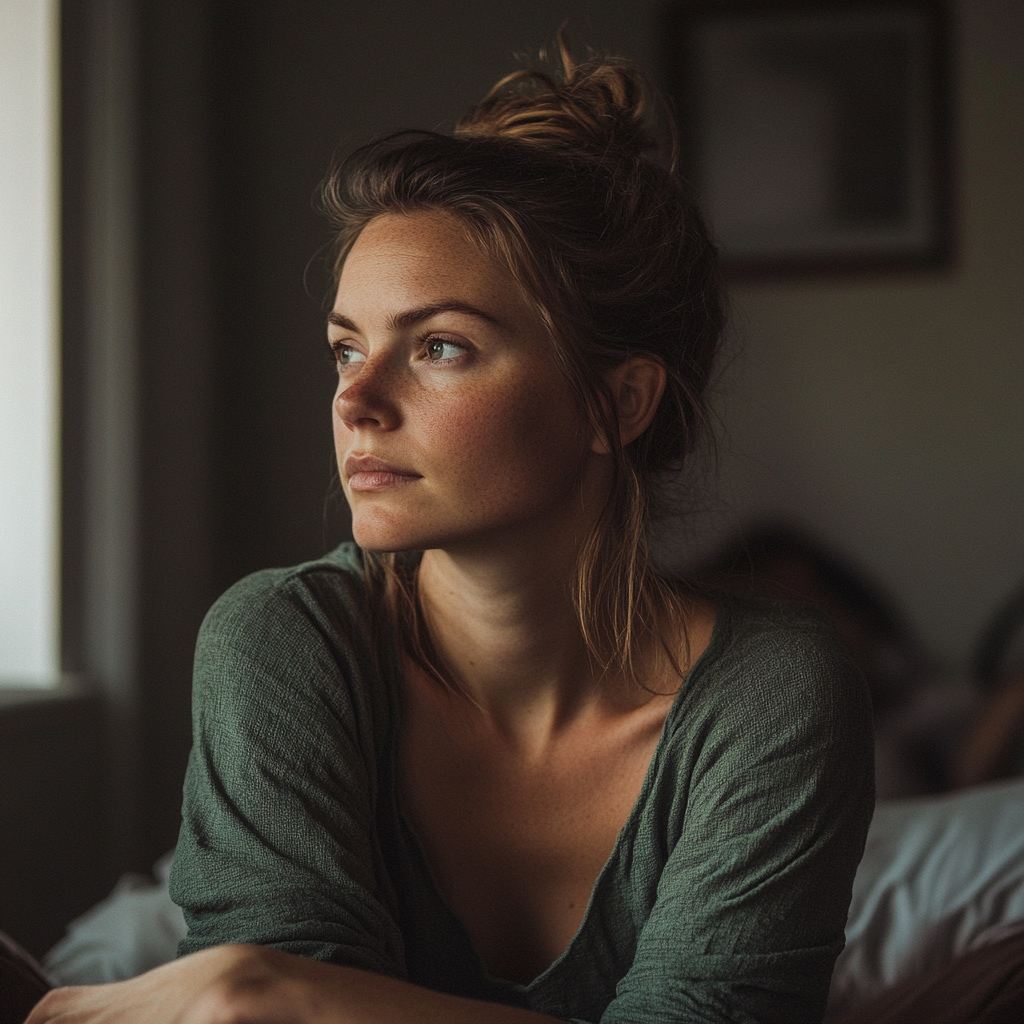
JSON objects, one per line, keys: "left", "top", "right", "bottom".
{"left": 322, "top": 33, "right": 724, "bottom": 686}
{"left": 456, "top": 35, "right": 662, "bottom": 161}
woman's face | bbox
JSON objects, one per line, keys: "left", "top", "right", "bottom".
{"left": 330, "top": 210, "right": 601, "bottom": 554}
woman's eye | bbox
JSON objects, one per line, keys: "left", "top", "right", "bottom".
{"left": 332, "top": 344, "right": 365, "bottom": 366}
{"left": 426, "top": 339, "right": 465, "bottom": 362}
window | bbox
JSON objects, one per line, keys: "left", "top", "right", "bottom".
{"left": 0, "top": 0, "right": 59, "bottom": 684}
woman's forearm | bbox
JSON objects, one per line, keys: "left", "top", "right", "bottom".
{"left": 27, "top": 945, "right": 565, "bottom": 1024}
{"left": 250, "top": 948, "right": 563, "bottom": 1024}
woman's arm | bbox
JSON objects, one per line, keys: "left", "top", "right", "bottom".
{"left": 26, "top": 945, "right": 564, "bottom": 1024}
{"left": 170, "top": 563, "right": 406, "bottom": 969}
{"left": 47, "top": 563, "right": 559, "bottom": 1024}
{"left": 597, "top": 612, "right": 875, "bottom": 1024}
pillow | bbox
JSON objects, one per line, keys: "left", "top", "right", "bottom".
{"left": 826, "top": 777, "right": 1024, "bottom": 1017}
{"left": 44, "top": 851, "right": 186, "bottom": 985}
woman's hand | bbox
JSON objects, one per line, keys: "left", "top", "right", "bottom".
{"left": 25, "top": 944, "right": 330, "bottom": 1024}
{"left": 24, "top": 944, "right": 563, "bottom": 1024}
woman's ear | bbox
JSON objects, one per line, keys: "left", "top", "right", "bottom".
{"left": 592, "top": 356, "right": 668, "bottom": 454}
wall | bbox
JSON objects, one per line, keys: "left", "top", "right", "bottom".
{"left": 0, "top": 688, "right": 107, "bottom": 955}
{"left": 675, "top": 0, "right": 1023, "bottom": 671}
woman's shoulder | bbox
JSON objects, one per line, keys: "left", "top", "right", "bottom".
{"left": 706, "top": 590, "right": 862, "bottom": 679}
{"left": 193, "top": 543, "right": 394, "bottom": 710}
{"left": 198, "top": 542, "right": 381, "bottom": 659}
{"left": 679, "top": 591, "right": 874, "bottom": 740}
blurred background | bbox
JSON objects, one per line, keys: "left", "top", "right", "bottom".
{"left": 1, "top": 0, "right": 1021, "bottom": 958}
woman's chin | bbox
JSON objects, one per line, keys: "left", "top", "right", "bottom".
{"left": 351, "top": 518, "right": 431, "bottom": 554}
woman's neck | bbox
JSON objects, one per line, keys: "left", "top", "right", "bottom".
{"left": 411, "top": 521, "right": 696, "bottom": 752}
{"left": 416, "top": 539, "right": 597, "bottom": 735}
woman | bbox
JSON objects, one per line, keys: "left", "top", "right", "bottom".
{"left": 28, "top": 40, "right": 873, "bottom": 1024}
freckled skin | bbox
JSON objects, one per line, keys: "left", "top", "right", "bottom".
{"left": 331, "top": 211, "right": 598, "bottom": 554}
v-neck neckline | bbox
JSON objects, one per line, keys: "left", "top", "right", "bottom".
{"left": 383, "top": 593, "right": 732, "bottom": 994}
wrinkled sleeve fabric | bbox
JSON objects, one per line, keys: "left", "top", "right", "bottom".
{"left": 169, "top": 564, "right": 406, "bottom": 978}
{"left": 593, "top": 614, "right": 875, "bottom": 1024}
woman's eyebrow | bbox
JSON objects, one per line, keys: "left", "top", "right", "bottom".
{"left": 327, "top": 311, "right": 358, "bottom": 331}
{"left": 389, "top": 301, "right": 502, "bottom": 331}
{"left": 327, "top": 301, "right": 503, "bottom": 334}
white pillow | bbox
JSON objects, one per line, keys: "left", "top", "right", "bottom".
{"left": 826, "top": 777, "right": 1024, "bottom": 1018}
{"left": 44, "top": 851, "right": 186, "bottom": 985}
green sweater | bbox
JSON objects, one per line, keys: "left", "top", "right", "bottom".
{"left": 170, "top": 544, "right": 873, "bottom": 1024}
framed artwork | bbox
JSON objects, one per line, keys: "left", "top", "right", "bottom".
{"left": 664, "top": 0, "right": 952, "bottom": 276}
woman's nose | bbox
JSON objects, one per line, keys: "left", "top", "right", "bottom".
{"left": 334, "top": 357, "right": 400, "bottom": 431}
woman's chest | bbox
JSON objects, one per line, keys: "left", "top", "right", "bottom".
{"left": 398, "top": 700, "right": 668, "bottom": 985}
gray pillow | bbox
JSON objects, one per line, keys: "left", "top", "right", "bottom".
{"left": 827, "top": 777, "right": 1024, "bottom": 1017}
{"left": 44, "top": 851, "right": 185, "bottom": 985}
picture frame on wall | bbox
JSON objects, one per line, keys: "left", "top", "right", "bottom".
{"left": 663, "top": 0, "right": 952, "bottom": 276}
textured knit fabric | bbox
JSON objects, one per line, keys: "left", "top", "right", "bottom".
{"left": 170, "top": 543, "right": 874, "bottom": 1024}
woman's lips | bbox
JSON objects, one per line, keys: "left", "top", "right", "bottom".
{"left": 345, "top": 455, "right": 422, "bottom": 492}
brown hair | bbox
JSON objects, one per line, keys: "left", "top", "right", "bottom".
{"left": 320, "top": 35, "right": 725, "bottom": 687}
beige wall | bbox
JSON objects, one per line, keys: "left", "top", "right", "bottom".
{"left": 673, "top": 0, "right": 1023, "bottom": 670}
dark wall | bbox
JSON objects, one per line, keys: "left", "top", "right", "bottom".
{"left": 206, "top": 2, "right": 351, "bottom": 592}
{"left": 0, "top": 690, "right": 106, "bottom": 956}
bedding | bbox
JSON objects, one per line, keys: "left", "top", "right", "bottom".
{"left": 44, "top": 852, "right": 184, "bottom": 986}
{"left": 826, "top": 776, "right": 1024, "bottom": 1017}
